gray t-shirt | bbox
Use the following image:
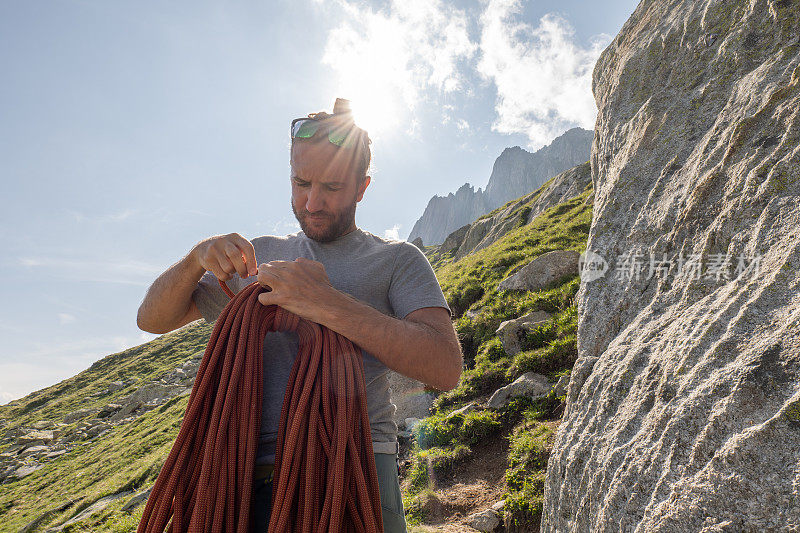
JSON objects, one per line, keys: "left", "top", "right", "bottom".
{"left": 191, "top": 227, "right": 451, "bottom": 464}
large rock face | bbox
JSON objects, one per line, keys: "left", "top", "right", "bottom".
{"left": 408, "top": 128, "right": 592, "bottom": 245}
{"left": 543, "top": 1, "right": 800, "bottom": 531}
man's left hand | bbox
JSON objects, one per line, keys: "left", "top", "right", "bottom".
{"left": 256, "top": 257, "right": 341, "bottom": 322}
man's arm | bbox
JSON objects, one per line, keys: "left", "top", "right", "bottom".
{"left": 138, "top": 233, "right": 257, "bottom": 334}
{"left": 256, "top": 257, "right": 463, "bottom": 391}
{"left": 319, "top": 296, "right": 463, "bottom": 392}
{"left": 137, "top": 251, "right": 206, "bottom": 334}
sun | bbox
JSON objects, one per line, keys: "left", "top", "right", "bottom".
{"left": 337, "top": 93, "right": 401, "bottom": 141}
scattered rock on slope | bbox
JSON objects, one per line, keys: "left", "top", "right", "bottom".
{"left": 497, "top": 250, "right": 580, "bottom": 292}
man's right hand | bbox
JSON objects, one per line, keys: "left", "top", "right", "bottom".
{"left": 191, "top": 233, "right": 258, "bottom": 282}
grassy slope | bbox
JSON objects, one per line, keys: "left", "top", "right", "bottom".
{"left": 404, "top": 180, "right": 593, "bottom": 531}
{"left": 0, "top": 176, "right": 592, "bottom": 531}
{"left": 0, "top": 322, "right": 212, "bottom": 531}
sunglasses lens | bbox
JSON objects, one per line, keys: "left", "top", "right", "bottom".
{"left": 292, "top": 120, "right": 319, "bottom": 139}
{"left": 328, "top": 123, "right": 358, "bottom": 148}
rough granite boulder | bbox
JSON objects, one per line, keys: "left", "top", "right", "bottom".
{"left": 495, "top": 310, "right": 552, "bottom": 356}
{"left": 497, "top": 250, "right": 580, "bottom": 292}
{"left": 487, "top": 372, "right": 551, "bottom": 409}
{"left": 543, "top": 0, "right": 800, "bottom": 531}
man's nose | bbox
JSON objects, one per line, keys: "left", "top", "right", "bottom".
{"left": 305, "top": 185, "right": 325, "bottom": 213}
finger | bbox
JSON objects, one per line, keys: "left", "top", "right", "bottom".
{"left": 232, "top": 234, "right": 258, "bottom": 277}
{"left": 223, "top": 241, "right": 250, "bottom": 280}
{"left": 257, "top": 263, "right": 284, "bottom": 288}
{"left": 208, "top": 256, "right": 234, "bottom": 282}
{"left": 257, "top": 291, "right": 276, "bottom": 306}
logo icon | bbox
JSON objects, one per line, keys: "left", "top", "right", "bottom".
{"left": 579, "top": 250, "right": 608, "bottom": 282}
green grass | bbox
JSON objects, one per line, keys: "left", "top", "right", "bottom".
{"left": 0, "top": 322, "right": 211, "bottom": 531}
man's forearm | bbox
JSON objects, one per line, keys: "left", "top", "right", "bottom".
{"left": 137, "top": 249, "right": 206, "bottom": 334}
{"left": 315, "top": 289, "right": 462, "bottom": 391}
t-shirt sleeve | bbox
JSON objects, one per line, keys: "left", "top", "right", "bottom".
{"left": 192, "top": 270, "right": 239, "bottom": 324}
{"left": 388, "top": 241, "right": 453, "bottom": 320}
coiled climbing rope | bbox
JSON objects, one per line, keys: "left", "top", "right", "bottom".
{"left": 137, "top": 279, "right": 384, "bottom": 532}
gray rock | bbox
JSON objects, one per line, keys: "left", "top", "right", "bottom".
{"left": 10, "top": 464, "right": 41, "bottom": 479}
{"left": 124, "top": 383, "right": 184, "bottom": 405}
{"left": 466, "top": 508, "right": 500, "bottom": 532}
{"left": 542, "top": 0, "right": 800, "bottom": 531}
{"left": 553, "top": 374, "right": 569, "bottom": 397}
{"left": 62, "top": 409, "right": 97, "bottom": 424}
{"left": 109, "top": 400, "right": 143, "bottom": 423}
{"left": 45, "top": 491, "right": 133, "bottom": 531}
{"left": 388, "top": 372, "right": 434, "bottom": 426}
{"left": 120, "top": 486, "right": 152, "bottom": 512}
{"left": 448, "top": 402, "right": 477, "bottom": 418}
{"left": 490, "top": 499, "right": 505, "bottom": 513}
{"left": 495, "top": 311, "right": 552, "bottom": 356}
{"left": 96, "top": 403, "right": 122, "bottom": 419}
{"left": 16, "top": 430, "right": 54, "bottom": 446}
{"left": 497, "top": 250, "right": 580, "bottom": 292}
{"left": 18, "top": 445, "right": 49, "bottom": 458}
{"left": 411, "top": 236, "right": 425, "bottom": 250}
{"left": 404, "top": 418, "right": 421, "bottom": 432}
{"left": 106, "top": 380, "right": 126, "bottom": 394}
{"left": 487, "top": 372, "right": 551, "bottom": 409}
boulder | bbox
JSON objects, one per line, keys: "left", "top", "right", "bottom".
{"left": 495, "top": 311, "right": 551, "bottom": 356}
{"left": 124, "top": 383, "right": 184, "bottom": 405}
{"left": 106, "top": 380, "right": 126, "bottom": 394}
{"left": 466, "top": 508, "right": 501, "bottom": 532}
{"left": 16, "top": 430, "right": 54, "bottom": 446}
{"left": 542, "top": 0, "right": 800, "bottom": 530}
{"left": 109, "top": 401, "right": 143, "bottom": 423}
{"left": 18, "top": 445, "right": 49, "bottom": 458}
{"left": 10, "top": 464, "right": 41, "bottom": 480}
{"left": 96, "top": 403, "right": 122, "bottom": 419}
{"left": 487, "top": 372, "right": 551, "bottom": 409}
{"left": 497, "top": 250, "right": 580, "bottom": 292}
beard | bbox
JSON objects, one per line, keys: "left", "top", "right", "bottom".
{"left": 291, "top": 194, "right": 358, "bottom": 243}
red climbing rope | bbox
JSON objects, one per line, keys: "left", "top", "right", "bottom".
{"left": 137, "top": 279, "right": 384, "bottom": 532}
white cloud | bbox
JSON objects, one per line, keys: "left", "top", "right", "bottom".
{"left": 319, "top": 0, "right": 477, "bottom": 136}
{"left": 58, "top": 313, "right": 76, "bottom": 325}
{"left": 66, "top": 208, "right": 138, "bottom": 223}
{"left": 477, "top": 0, "right": 610, "bottom": 149}
{"left": 18, "top": 256, "right": 163, "bottom": 287}
{"left": 384, "top": 224, "right": 401, "bottom": 241}
{"left": 317, "top": 0, "right": 608, "bottom": 150}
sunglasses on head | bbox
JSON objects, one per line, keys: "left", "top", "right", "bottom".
{"left": 290, "top": 116, "right": 367, "bottom": 149}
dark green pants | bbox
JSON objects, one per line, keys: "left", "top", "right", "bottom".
{"left": 249, "top": 453, "right": 407, "bottom": 532}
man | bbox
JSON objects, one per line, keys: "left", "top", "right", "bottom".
{"left": 137, "top": 99, "right": 463, "bottom": 532}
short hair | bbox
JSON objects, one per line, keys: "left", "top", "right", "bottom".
{"left": 291, "top": 110, "right": 372, "bottom": 187}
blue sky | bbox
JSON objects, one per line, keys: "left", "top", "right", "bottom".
{"left": 0, "top": 0, "right": 639, "bottom": 403}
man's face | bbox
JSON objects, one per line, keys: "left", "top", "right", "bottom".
{"left": 290, "top": 138, "right": 370, "bottom": 243}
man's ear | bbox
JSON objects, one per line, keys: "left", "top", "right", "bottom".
{"left": 356, "top": 175, "right": 371, "bottom": 202}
